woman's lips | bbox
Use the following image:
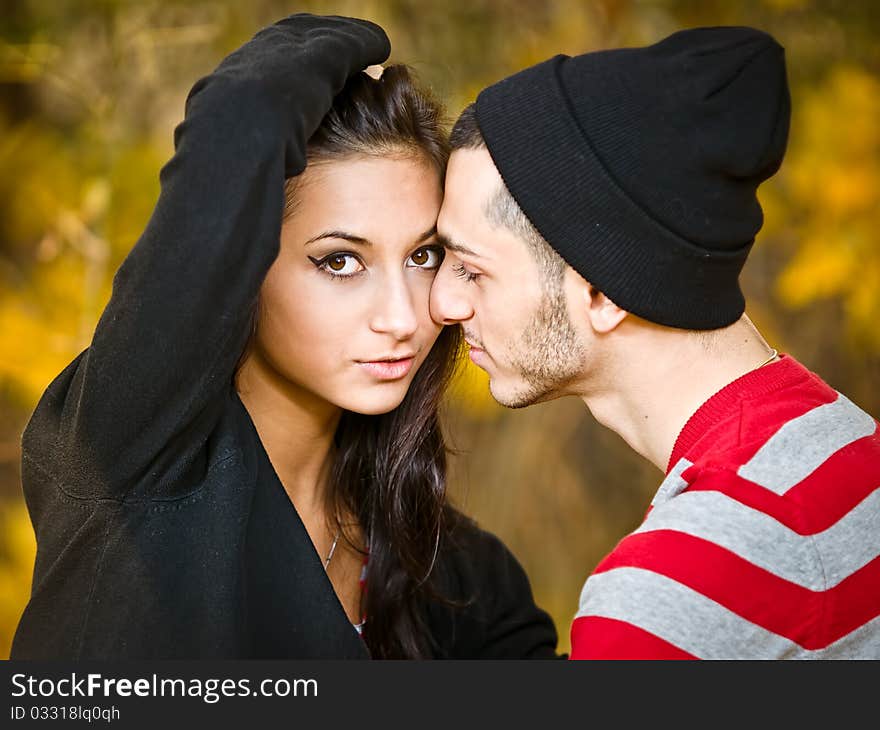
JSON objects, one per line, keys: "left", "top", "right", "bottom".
{"left": 357, "top": 357, "right": 415, "bottom": 381}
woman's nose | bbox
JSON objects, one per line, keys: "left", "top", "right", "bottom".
{"left": 430, "top": 258, "right": 474, "bottom": 325}
{"left": 369, "top": 275, "right": 419, "bottom": 341}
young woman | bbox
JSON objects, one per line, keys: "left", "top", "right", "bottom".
{"left": 11, "top": 15, "right": 558, "bottom": 659}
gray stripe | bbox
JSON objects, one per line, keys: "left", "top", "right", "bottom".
{"left": 575, "top": 567, "right": 880, "bottom": 658}
{"left": 651, "top": 457, "right": 693, "bottom": 507}
{"left": 737, "top": 392, "right": 877, "bottom": 495}
{"left": 633, "top": 488, "right": 880, "bottom": 590}
{"left": 819, "top": 616, "right": 880, "bottom": 659}
{"left": 576, "top": 567, "right": 809, "bottom": 658}
{"left": 816, "top": 487, "right": 880, "bottom": 587}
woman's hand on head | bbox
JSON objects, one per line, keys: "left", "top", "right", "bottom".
{"left": 183, "top": 13, "right": 391, "bottom": 176}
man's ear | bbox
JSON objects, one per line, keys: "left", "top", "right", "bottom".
{"left": 582, "top": 281, "right": 627, "bottom": 334}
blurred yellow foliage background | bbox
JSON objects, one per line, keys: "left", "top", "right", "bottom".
{"left": 1, "top": 0, "right": 878, "bottom": 658}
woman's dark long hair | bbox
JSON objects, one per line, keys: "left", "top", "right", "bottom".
{"left": 286, "top": 66, "right": 464, "bottom": 658}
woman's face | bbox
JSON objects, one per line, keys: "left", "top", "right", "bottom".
{"left": 253, "top": 154, "right": 445, "bottom": 415}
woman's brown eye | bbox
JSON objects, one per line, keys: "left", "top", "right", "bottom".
{"left": 407, "top": 247, "right": 442, "bottom": 269}
{"left": 308, "top": 252, "right": 363, "bottom": 277}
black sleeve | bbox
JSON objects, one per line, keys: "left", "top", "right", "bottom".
{"left": 21, "top": 15, "right": 390, "bottom": 498}
{"left": 427, "top": 516, "right": 564, "bottom": 659}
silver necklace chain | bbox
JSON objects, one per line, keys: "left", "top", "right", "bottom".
{"left": 323, "top": 531, "right": 340, "bottom": 571}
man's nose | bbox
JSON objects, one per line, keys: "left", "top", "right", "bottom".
{"left": 430, "top": 258, "right": 474, "bottom": 325}
{"left": 369, "top": 274, "right": 419, "bottom": 341}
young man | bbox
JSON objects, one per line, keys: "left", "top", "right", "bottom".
{"left": 430, "top": 26, "right": 880, "bottom": 659}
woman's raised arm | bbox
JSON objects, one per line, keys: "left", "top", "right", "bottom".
{"left": 22, "top": 14, "right": 390, "bottom": 498}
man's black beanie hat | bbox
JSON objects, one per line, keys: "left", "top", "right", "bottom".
{"left": 474, "top": 26, "right": 790, "bottom": 330}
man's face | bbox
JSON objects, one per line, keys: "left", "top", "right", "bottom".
{"left": 430, "top": 147, "right": 586, "bottom": 408}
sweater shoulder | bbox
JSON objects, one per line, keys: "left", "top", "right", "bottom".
{"left": 425, "top": 507, "right": 561, "bottom": 659}
{"left": 681, "top": 364, "right": 877, "bottom": 483}
{"left": 21, "top": 379, "right": 253, "bottom": 503}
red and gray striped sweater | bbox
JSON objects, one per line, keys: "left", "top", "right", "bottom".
{"left": 571, "top": 355, "right": 880, "bottom": 659}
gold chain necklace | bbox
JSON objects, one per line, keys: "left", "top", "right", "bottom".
{"left": 756, "top": 347, "right": 778, "bottom": 369}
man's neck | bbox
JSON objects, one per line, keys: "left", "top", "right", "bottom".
{"left": 581, "top": 316, "right": 776, "bottom": 473}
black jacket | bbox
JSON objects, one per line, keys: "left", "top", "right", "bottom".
{"left": 11, "top": 14, "right": 559, "bottom": 660}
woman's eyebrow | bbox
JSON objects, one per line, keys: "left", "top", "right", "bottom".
{"left": 307, "top": 226, "right": 438, "bottom": 246}
{"left": 416, "top": 225, "right": 437, "bottom": 242}
{"left": 305, "top": 231, "right": 372, "bottom": 246}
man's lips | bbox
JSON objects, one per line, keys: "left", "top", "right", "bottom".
{"left": 464, "top": 340, "right": 488, "bottom": 366}
{"left": 464, "top": 334, "right": 486, "bottom": 352}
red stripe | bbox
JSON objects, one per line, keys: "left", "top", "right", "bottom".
{"left": 592, "top": 530, "right": 880, "bottom": 649}
{"left": 667, "top": 357, "right": 832, "bottom": 469}
{"left": 722, "top": 386, "right": 840, "bottom": 469}
{"left": 825, "top": 555, "right": 880, "bottom": 641}
{"left": 683, "top": 435, "right": 880, "bottom": 533}
{"left": 780, "top": 434, "right": 880, "bottom": 530}
{"left": 682, "top": 469, "right": 806, "bottom": 530}
{"left": 570, "top": 616, "right": 696, "bottom": 659}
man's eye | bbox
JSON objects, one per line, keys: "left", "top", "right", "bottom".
{"left": 407, "top": 246, "right": 444, "bottom": 269}
{"left": 308, "top": 253, "right": 365, "bottom": 278}
{"left": 453, "top": 263, "right": 480, "bottom": 283}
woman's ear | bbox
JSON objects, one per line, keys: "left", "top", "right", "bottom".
{"left": 583, "top": 282, "right": 627, "bottom": 334}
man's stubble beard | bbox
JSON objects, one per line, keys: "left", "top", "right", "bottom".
{"left": 493, "top": 286, "right": 586, "bottom": 409}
